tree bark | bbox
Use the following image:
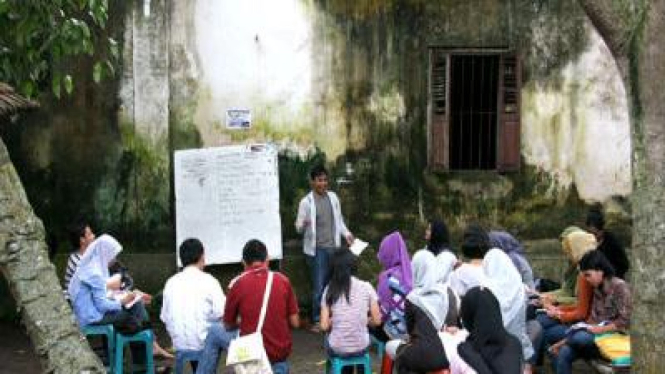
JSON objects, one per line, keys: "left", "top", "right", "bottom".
{"left": 0, "top": 136, "right": 104, "bottom": 373}
{"left": 578, "top": 0, "right": 665, "bottom": 371}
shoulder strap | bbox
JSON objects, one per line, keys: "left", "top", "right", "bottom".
{"left": 256, "top": 271, "right": 274, "bottom": 333}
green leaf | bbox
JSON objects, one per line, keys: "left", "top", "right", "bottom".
{"left": 105, "top": 59, "right": 115, "bottom": 77}
{"left": 52, "top": 74, "right": 61, "bottom": 98}
{"left": 21, "top": 80, "right": 35, "bottom": 98}
{"left": 109, "top": 37, "right": 118, "bottom": 60}
{"left": 63, "top": 74, "right": 73, "bottom": 94}
{"left": 93, "top": 62, "right": 102, "bottom": 83}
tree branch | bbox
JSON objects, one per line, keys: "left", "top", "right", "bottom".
{"left": 0, "top": 137, "right": 105, "bottom": 374}
{"left": 577, "top": 0, "right": 642, "bottom": 59}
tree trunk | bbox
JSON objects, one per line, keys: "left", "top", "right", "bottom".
{"left": 0, "top": 136, "right": 104, "bottom": 373}
{"left": 579, "top": 0, "right": 665, "bottom": 371}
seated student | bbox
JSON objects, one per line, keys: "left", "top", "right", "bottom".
{"left": 533, "top": 230, "right": 596, "bottom": 365}
{"left": 488, "top": 231, "right": 535, "bottom": 291}
{"left": 64, "top": 220, "right": 96, "bottom": 301}
{"left": 483, "top": 248, "right": 535, "bottom": 374}
{"left": 386, "top": 250, "right": 450, "bottom": 374}
{"left": 160, "top": 238, "right": 234, "bottom": 374}
{"left": 585, "top": 207, "right": 630, "bottom": 279}
{"left": 423, "top": 219, "right": 454, "bottom": 255}
{"left": 550, "top": 250, "right": 632, "bottom": 374}
{"left": 436, "top": 251, "right": 477, "bottom": 374}
{"left": 449, "top": 224, "right": 490, "bottom": 297}
{"left": 68, "top": 235, "right": 149, "bottom": 365}
{"left": 320, "top": 249, "right": 382, "bottom": 373}
{"left": 223, "top": 240, "right": 300, "bottom": 374}
{"left": 106, "top": 259, "right": 174, "bottom": 360}
{"left": 375, "top": 231, "right": 413, "bottom": 341}
{"left": 458, "top": 287, "right": 524, "bottom": 374}
{"left": 543, "top": 227, "right": 597, "bottom": 306}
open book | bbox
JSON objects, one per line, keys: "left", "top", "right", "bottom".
{"left": 108, "top": 290, "right": 143, "bottom": 309}
{"left": 567, "top": 321, "right": 608, "bottom": 333}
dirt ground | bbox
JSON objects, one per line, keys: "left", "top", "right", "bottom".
{"left": 0, "top": 321, "right": 602, "bottom": 374}
{"left": 0, "top": 321, "right": 382, "bottom": 374}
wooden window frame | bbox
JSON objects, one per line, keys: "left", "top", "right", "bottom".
{"left": 427, "top": 48, "right": 522, "bottom": 172}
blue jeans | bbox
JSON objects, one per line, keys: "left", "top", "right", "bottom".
{"left": 271, "top": 361, "right": 289, "bottom": 374}
{"left": 195, "top": 322, "right": 238, "bottom": 374}
{"left": 534, "top": 314, "right": 569, "bottom": 365}
{"left": 307, "top": 247, "right": 334, "bottom": 323}
{"left": 552, "top": 330, "right": 599, "bottom": 374}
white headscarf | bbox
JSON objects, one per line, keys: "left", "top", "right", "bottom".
{"left": 67, "top": 234, "right": 122, "bottom": 300}
{"left": 436, "top": 251, "right": 457, "bottom": 285}
{"left": 407, "top": 250, "right": 449, "bottom": 330}
{"left": 482, "top": 248, "right": 525, "bottom": 327}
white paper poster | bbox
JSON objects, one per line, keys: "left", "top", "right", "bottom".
{"left": 174, "top": 144, "right": 282, "bottom": 265}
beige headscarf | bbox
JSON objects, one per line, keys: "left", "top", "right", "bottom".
{"left": 562, "top": 230, "right": 597, "bottom": 263}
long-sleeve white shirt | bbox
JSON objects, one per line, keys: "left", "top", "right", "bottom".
{"left": 295, "top": 190, "right": 350, "bottom": 256}
{"left": 160, "top": 266, "right": 226, "bottom": 351}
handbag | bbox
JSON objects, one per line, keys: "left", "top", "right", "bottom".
{"left": 594, "top": 332, "right": 631, "bottom": 367}
{"left": 226, "top": 271, "right": 274, "bottom": 374}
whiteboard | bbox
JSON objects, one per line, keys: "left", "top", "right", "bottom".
{"left": 174, "top": 144, "right": 282, "bottom": 265}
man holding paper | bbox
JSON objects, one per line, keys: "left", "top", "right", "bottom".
{"left": 295, "top": 165, "right": 354, "bottom": 332}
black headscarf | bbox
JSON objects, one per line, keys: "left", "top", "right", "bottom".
{"left": 427, "top": 220, "right": 451, "bottom": 255}
{"left": 457, "top": 287, "right": 523, "bottom": 374}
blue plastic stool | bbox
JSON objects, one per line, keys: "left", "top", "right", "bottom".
{"left": 326, "top": 353, "right": 371, "bottom": 374}
{"left": 370, "top": 335, "right": 385, "bottom": 361}
{"left": 82, "top": 324, "right": 116, "bottom": 373}
{"left": 175, "top": 349, "right": 201, "bottom": 374}
{"left": 114, "top": 329, "right": 154, "bottom": 374}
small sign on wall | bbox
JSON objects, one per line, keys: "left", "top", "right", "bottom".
{"left": 226, "top": 109, "right": 252, "bottom": 129}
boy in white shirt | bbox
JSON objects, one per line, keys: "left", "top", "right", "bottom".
{"left": 161, "top": 238, "right": 236, "bottom": 373}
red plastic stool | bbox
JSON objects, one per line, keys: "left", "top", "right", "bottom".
{"left": 380, "top": 354, "right": 393, "bottom": 374}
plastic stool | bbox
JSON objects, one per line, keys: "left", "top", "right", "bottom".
{"left": 371, "top": 335, "right": 385, "bottom": 360}
{"left": 175, "top": 349, "right": 201, "bottom": 374}
{"left": 326, "top": 353, "right": 371, "bottom": 374}
{"left": 380, "top": 353, "right": 393, "bottom": 374}
{"left": 114, "top": 329, "right": 154, "bottom": 374}
{"left": 82, "top": 324, "right": 116, "bottom": 372}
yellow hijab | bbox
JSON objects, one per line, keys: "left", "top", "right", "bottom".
{"left": 562, "top": 230, "right": 597, "bottom": 263}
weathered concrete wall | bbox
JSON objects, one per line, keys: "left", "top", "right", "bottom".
{"left": 2, "top": 0, "right": 632, "bottom": 261}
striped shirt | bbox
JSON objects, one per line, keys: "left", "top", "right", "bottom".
{"left": 322, "top": 277, "right": 378, "bottom": 354}
{"left": 63, "top": 252, "right": 82, "bottom": 300}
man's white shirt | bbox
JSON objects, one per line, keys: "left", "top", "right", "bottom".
{"left": 160, "top": 266, "right": 225, "bottom": 351}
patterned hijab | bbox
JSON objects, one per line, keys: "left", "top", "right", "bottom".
{"left": 377, "top": 231, "right": 413, "bottom": 312}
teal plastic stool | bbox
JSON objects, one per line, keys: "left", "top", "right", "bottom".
{"left": 371, "top": 335, "right": 385, "bottom": 360}
{"left": 82, "top": 324, "right": 116, "bottom": 373}
{"left": 114, "top": 329, "right": 154, "bottom": 374}
{"left": 326, "top": 353, "right": 371, "bottom": 374}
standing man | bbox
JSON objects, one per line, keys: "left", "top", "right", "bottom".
{"left": 161, "top": 238, "right": 235, "bottom": 374}
{"left": 224, "top": 239, "right": 300, "bottom": 374}
{"left": 295, "top": 165, "right": 354, "bottom": 332}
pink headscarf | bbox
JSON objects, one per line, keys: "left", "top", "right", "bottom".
{"left": 377, "top": 231, "right": 413, "bottom": 319}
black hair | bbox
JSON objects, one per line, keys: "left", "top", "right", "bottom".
{"left": 242, "top": 239, "right": 268, "bottom": 264}
{"left": 579, "top": 250, "right": 615, "bottom": 278}
{"left": 309, "top": 164, "right": 328, "bottom": 180}
{"left": 325, "top": 249, "right": 358, "bottom": 307}
{"left": 586, "top": 207, "right": 605, "bottom": 231}
{"left": 179, "top": 238, "right": 204, "bottom": 267}
{"left": 461, "top": 223, "right": 491, "bottom": 260}
{"left": 67, "top": 220, "right": 89, "bottom": 248}
{"left": 427, "top": 219, "right": 451, "bottom": 255}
